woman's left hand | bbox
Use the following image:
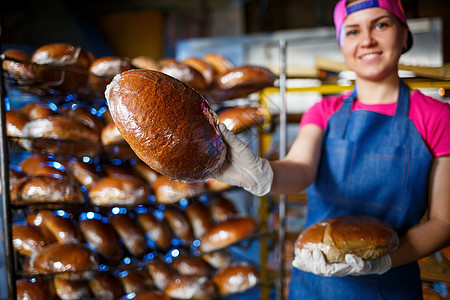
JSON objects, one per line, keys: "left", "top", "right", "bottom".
{"left": 292, "top": 248, "right": 392, "bottom": 277}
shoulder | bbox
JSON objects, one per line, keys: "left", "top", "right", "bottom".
{"left": 301, "top": 92, "right": 350, "bottom": 130}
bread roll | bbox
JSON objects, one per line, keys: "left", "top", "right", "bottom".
{"left": 185, "top": 201, "right": 214, "bottom": 239}
{"left": 209, "top": 195, "right": 238, "bottom": 223}
{"left": 205, "top": 177, "right": 232, "bottom": 193}
{"left": 215, "top": 65, "right": 276, "bottom": 90}
{"left": 132, "top": 160, "right": 159, "bottom": 184}
{"left": 218, "top": 106, "right": 265, "bottom": 133}
{"left": 89, "top": 175, "right": 149, "bottom": 206}
{"left": 165, "top": 275, "right": 217, "bottom": 300}
{"left": 89, "top": 272, "right": 125, "bottom": 300}
{"left": 30, "top": 242, "right": 99, "bottom": 278}
{"left": 31, "top": 161, "right": 66, "bottom": 177}
{"left": 2, "top": 48, "right": 34, "bottom": 81}
{"left": 8, "top": 165, "right": 27, "bottom": 194}
{"left": 200, "top": 217, "right": 259, "bottom": 253}
{"left": 105, "top": 69, "right": 226, "bottom": 183}
{"left": 131, "top": 55, "right": 160, "bottom": 71}
{"left": 109, "top": 213, "right": 148, "bottom": 257}
{"left": 20, "top": 102, "right": 57, "bottom": 120}
{"left": 182, "top": 57, "right": 215, "bottom": 86}
{"left": 79, "top": 217, "right": 123, "bottom": 261}
{"left": 159, "top": 58, "right": 208, "bottom": 90}
{"left": 6, "top": 110, "right": 30, "bottom": 137}
{"left": 164, "top": 206, "right": 194, "bottom": 244}
{"left": 212, "top": 264, "right": 260, "bottom": 296}
{"left": 16, "top": 278, "right": 56, "bottom": 300}
{"left": 170, "top": 252, "right": 212, "bottom": 277}
{"left": 151, "top": 175, "right": 204, "bottom": 205}
{"left": 103, "top": 163, "right": 135, "bottom": 177}
{"left": 146, "top": 256, "right": 176, "bottom": 291}
{"left": 101, "top": 122, "right": 126, "bottom": 146}
{"left": 40, "top": 213, "right": 82, "bottom": 243}
{"left": 19, "top": 154, "right": 52, "bottom": 174}
{"left": 119, "top": 268, "right": 155, "bottom": 294}
{"left": 89, "top": 56, "right": 133, "bottom": 95}
{"left": 68, "top": 159, "right": 101, "bottom": 190}
{"left": 136, "top": 212, "right": 173, "bottom": 249}
{"left": 53, "top": 276, "right": 91, "bottom": 300}
{"left": 202, "top": 53, "right": 234, "bottom": 75}
{"left": 120, "top": 291, "right": 169, "bottom": 300}
{"left": 12, "top": 223, "right": 47, "bottom": 256}
{"left": 59, "top": 104, "right": 104, "bottom": 135}
{"left": 201, "top": 249, "right": 233, "bottom": 270}
{"left": 295, "top": 215, "right": 400, "bottom": 263}
{"left": 26, "top": 210, "right": 58, "bottom": 244}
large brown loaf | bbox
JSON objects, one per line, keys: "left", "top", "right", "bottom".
{"left": 295, "top": 215, "right": 399, "bottom": 263}
{"left": 105, "top": 69, "right": 226, "bottom": 183}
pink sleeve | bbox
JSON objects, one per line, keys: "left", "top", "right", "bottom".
{"left": 300, "top": 94, "right": 347, "bottom": 130}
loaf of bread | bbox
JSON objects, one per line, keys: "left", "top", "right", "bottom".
{"left": 215, "top": 65, "right": 276, "bottom": 90}
{"left": 89, "top": 175, "right": 149, "bottom": 206}
{"left": 119, "top": 268, "right": 155, "bottom": 294}
{"left": 131, "top": 55, "right": 160, "bottom": 71}
{"left": 165, "top": 275, "right": 217, "bottom": 300}
{"left": 105, "top": 69, "right": 226, "bottom": 183}
{"left": 182, "top": 57, "right": 215, "bottom": 86}
{"left": 213, "top": 264, "right": 259, "bottom": 296}
{"left": 2, "top": 48, "right": 34, "bottom": 81}
{"left": 200, "top": 217, "right": 259, "bottom": 253}
{"left": 59, "top": 104, "right": 104, "bottom": 136}
{"left": 89, "top": 272, "right": 125, "bottom": 300}
{"left": 151, "top": 175, "right": 204, "bottom": 205}
{"left": 201, "top": 249, "right": 233, "bottom": 270}
{"left": 170, "top": 251, "right": 213, "bottom": 277}
{"left": 120, "top": 291, "right": 169, "bottom": 300}
{"left": 295, "top": 215, "right": 399, "bottom": 263}
{"left": 208, "top": 195, "right": 238, "bottom": 223}
{"left": 6, "top": 110, "right": 30, "bottom": 137}
{"left": 218, "top": 106, "right": 265, "bottom": 133}
{"left": 101, "top": 122, "right": 126, "bottom": 146}
{"left": 109, "top": 213, "right": 148, "bottom": 257}
{"left": 185, "top": 201, "right": 214, "bottom": 239}
{"left": 67, "top": 159, "right": 101, "bottom": 190}
{"left": 202, "top": 53, "right": 234, "bottom": 75}
{"left": 20, "top": 102, "right": 57, "bottom": 120}
{"left": 136, "top": 212, "right": 173, "bottom": 249}
{"left": 159, "top": 58, "right": 208, "bottom": 91}
{"left": 88, "top": 56, "right": 133, "bottom": 95}
{"left": 12, "top": 223, "right": 47, "bottom": 256}
{"left": 53, "top": 276, "right": 91, "bottom": 300}
{"left": 19, "top": 154, "right": 52, "bottom": 174}
{"left": 146, "top": 256, "right": 176, "bottom": 291}
{"left": 16, "top": 278, "right": 56, "bottom": 300}
{"left": 164, "top": 206, "right": 194, "bottom": 244}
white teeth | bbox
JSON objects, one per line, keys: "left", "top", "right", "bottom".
{"left": 361, "top": 53, "right": 379, "bottom": 60}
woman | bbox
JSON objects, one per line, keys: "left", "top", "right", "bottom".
{"left": 213, "top": 0, "right": 450, "bottom": 298}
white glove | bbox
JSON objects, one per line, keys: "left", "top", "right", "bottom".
{"left": 292, "top": 248, "right": 391, "bottom": 277}
{"left": 212, "top": 123, "right": 273, "bottom": 196}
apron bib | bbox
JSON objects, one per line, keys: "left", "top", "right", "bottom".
{"left": 289, "top": 81, "right": 433, "bottom": 299}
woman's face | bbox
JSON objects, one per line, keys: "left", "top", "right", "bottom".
{"left": 340, "top": 6, "right": 407, "bottom": 81}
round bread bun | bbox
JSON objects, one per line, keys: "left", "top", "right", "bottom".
{"left": 89, "top": 272, "right": 125, "bottom": 300}
{"left": 12, "top": 223, "right": 47, "bottom": 256}
{"left": 165, "top": 275, "right": 217, "bottom": 300}
{"left": 200, "top": 216, "right": 259, "bottom": 253}
{"left": 31, "top": 42, "right": 91, "bottom": 91}
{"left": 120, "top": 291, "right": 169, "bottom": 300}
{"left": 159, "top": 58, "right": 208, "bottom": 91}
{"left": 151, "top": 175, "right": 205, "bottom": 205}
{"left": 89, "top": 175, "right": 149, "bottom": 206}
{"left": 119, "top": 269, "right": 154, "bottom": 294}
{"left": 8, "top": 165, "right": 27, "bottom": 193}
{"left": 105, "top": 69, "right": 226, "bottom": 183}
{"left": 205, "top": 177, "right": 232, "bottom": 193}
{"left": 59, "top": 105, "right": 104, "bottom": 135}
{"left": 185, "top": 201, "right": 214, "bottom": 239}
{"left": 202, "top": 53, "right": 234, "bottom": 75}
{"left": 39, "top": 213, "right": 82, "bottom": 243}
{"left": 295, "top": 215, "right": 400, "bottom": 263}
{"left": 6, "top": 110, "right": 30, "bottom": 137}
{"left": 79, "top": 217, "right": 123, "bottom": 261}
{"left": 132, "top": 160, "right": 159, "bottom": 184}
{"left": 30, "top": 242, "right": 99, "bottom": 278}
{"left": 16, "top": 278, "right": 56, "bottom": 300}
{"left": 20, "top": 102, "right": 57, "bottom": 120}
{"left": 146, "top": 256, "right": 176, "bottom": 291}
{"left": 208, "top": 195, "right": 238, "bottom": 223}
{"left": 53, "top": 276, "right": 91, "bottom": 300}
{"left": 19, "top": 154, "right": 52, "bottom": 174}
{"left": 136, "top": 212, "right": 173, "bottom": 249}
{"left": 88, "top": 56, "right": 133, "bottom": 95}
{"left": 182, "top": 57, "right": 215, "bottom": 86}
{"left": 215, "top": 65, "right": 276, "bottom": 90}
{"left": 10, "top": 175, "right": 84, "bottom": 204}
{"left": 212, "top": 264, "right": 260, "bottom": 296}
{"left": 101, "top": 122, "right": 126, "bottom": 145}
{"left": 31, "top": 161, "right": 66, "bottom": 177}
{"left": 201, "top": 249, "right": 233, "bottom": 270}
{"left": 109, "top": 213, "right": 148, "bottom": 257}
{"left": 218, "top": 106, "right": 265, "bottom": 133}
{"left": 26, "top": 210, "right": 58, "bottom": 244}
{"left": 163, "top": 206, "right": 194, "bottom": 244}
{"left": 170, "top": 251, "right": 212, "bottom": 277}
{"left": 102, "top": 163, "right": 136, "bottom": 177}
{"left": 131, "top": 55, "right": 160, "bottom": 71}
{"left": 67, "top": 159, "right": 101, "bottom": 190}
{"left": 2, "top": 48, "right": 34, "bottom": 81}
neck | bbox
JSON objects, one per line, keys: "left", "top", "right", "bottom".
{"left": 355, "top": 75, "right": 401, "bottom": 105}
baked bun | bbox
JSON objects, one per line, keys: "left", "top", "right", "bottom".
{"left": 218, "top": 106, "right": 265, "bottom": 133}
{"left": 201, "top": 249, "right": 233, "bottom": 270}
{"left": 212, "top": 264, "right": 260, "bottom": 296}
{"left": 12, "top": 223, "right": 47, "bottom": 256}
{"left": 185, "top": 201, "right": 214, "bottom": 239}
{"left": 38, "top": 212, "right": 82, "bottom": 243}
{"left": 53, "top": 276, "right": 91, "bottom": 300}
{"left": 9, "top": 165, "right": 27, "bottom": 192}
{"left": 89, "top": 272, "right": 125, "bottom": 300}
{"left": 120, "top": 291, "right": 169, "bottom": 300}
{"left": 146, "top": 256, "right": 176, "bottom": 291}
{"left": 88, "top": 56, "right": 133, "bottom": 95}
{"left": 170, "top": 251, "right": 212, "bottom": 277}
{"left": 131, "top": 55, "right": 160, "bottom": 71}
{"left": 2, "top": 48, "right": 34, "bottom": 81}
{"left": 205, "top": 177, "right": 232, "bottom": 193}
{"left": 165, "top": 275, "right": 217, "bottom": 300}
{"left": 6, "top": 110, "right": 30, "bottom": 137}
{"left": 89, "top": 175, "right": 149, "bottom": 206}
{"left": 136, "top": 212, "right": 173, "bottom": 249}
{"left": 109, "top": 213, "right": 148, "bottom": 257}
{"left": 59, "top": 104, "right": 104, "bottom": 135}
{"left": 67, "top": 159, "right": 101, "bottom": 190}
{"left": 163, "top": 206, "right": 194, "bottom": 244}
{"left": 200, "top": 217, "right": 259, "bottom": 253}
{"left": 19, "top": 154, "right": 52, "bottom": 174}
{"left": 31, "top": 43, "right": 91, "bottom": 91}
{"left": 105, "top": 69, "right": 226, "bottom": 183}
{"left": 151, "top": 175, "right": 204, "bottom": 205}
{"left": 215, "top": 65, "right": 276, "bottom": 90}
{"left": 119, "top": 268, "right": 155, "bottom": 294}
{"left": 16, "top": 278, "right": 56, "bottom": 300}
{"left": 31, "top": 161, "right": 66, "bottom": 177}
{"left": 26, "top": 210, "right": 57, "bottom": 244}
{"left": 132, "top": 160, "right": 159, "bottom": 184}
{"left": 20, "top": 102, "right": 57, "bottom": 120}
{"left": 294, "top": 215, "right": 399, "bottom": 263}
{"left": 79, "top": 216, "right": 123, "bottom": 261}
{"left": 159, "top": 58, "right": 208, "bottom": 90}
{"left": 30, "top": 242, "right": 99, "bottom": 278}
{"left": 101, "top": 122, "right": 126, "bottom": 146}
{"left": 202, "top": 53, "right": 234, "bottom": 75}
{"left": 208, "top": 195, "right": 238, "bottom": 223}
{"left": 182, "top": 57, "right": 215, "bottom": 86}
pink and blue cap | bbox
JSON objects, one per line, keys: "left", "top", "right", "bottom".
{"left": 333, "top": 0, "right": 413, "bottom": 52}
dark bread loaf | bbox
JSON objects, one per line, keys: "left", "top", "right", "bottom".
{"left": 105, "top": 69, "right": 226, "bottom": 183}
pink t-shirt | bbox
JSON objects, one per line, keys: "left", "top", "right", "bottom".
{"left": 300, "top": 90, "right": 450, "bottom": 158}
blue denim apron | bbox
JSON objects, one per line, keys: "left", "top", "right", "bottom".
{"left": 289, "top": 81, "right": 433, "bottom": 299}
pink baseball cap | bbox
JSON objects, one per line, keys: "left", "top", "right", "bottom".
{"left": 334, "top": 0, "right": 413, "bottom": 52}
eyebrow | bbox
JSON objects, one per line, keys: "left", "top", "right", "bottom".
{"left": 344, "top": 15, "right": 393, "bottom": 28}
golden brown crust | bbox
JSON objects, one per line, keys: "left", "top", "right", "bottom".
{"left": 165, "top": 275, "right": 217, "bottom": 300}
{"left": 119, "top": 268, "right": 155, "bottom": 294}
{"left": 101, "top": 122, "right": 126, "bottom": 145}
{"left": 131, "top": 55, "right": 160, "bottom": 71}
{"left": 88, "top": 56, "right": 133, "bottom": 94}
{"left": 31, "top": 162, "right": 66, "bottom": 177}
{"left": 68, "top": 159, "right": 101, "bottom": 190}
{"left": 2, "top": 48, "right": 34, "bottom": 81}
{"left": 19, "top": 154, "right": 52, "bottom": 174}
{"left": 215, "top": 65, "right": 276, "bottom": 90}
{"left": 105, "top": 69, "right": 226, "bottom": 182}
{"left": 202, "top": 53, "right": 234, "bottom": 75}
{"left": 159, "top": 58, "right": 208, "bottom": 90}
{"left": 108, "top": 213, "right": 148, "bottom": 257}
{"left": 146, "top": 257, "right": 176, "bottom": 291}
{"left": 20, "top": 102, "right": 57, "bottom": 120}
{"left": 41, "top": 213, "right": 82, "bottom": 243}
{"left": 182, "top": 57, "right": 215, "bottom": 86}
{"left": 208, "top": 195, "right": 238, "bottom": 223}
{"left": 136, "top": 212, "right": 173, "bottom": 249}
{"left": 295, "top": 215, "right": 400, "bottom": 263}
{"left": 89, "top": 272, "right": 124, "bottom": 300}
{"left": 53, "top": 276, "right": 91, "bottom": 300}
{"left": 213, "top": 264, "right": 260, "bottom": 296}
{"left": 89, "top": 175, "right": 150, "bottom": 206}
{"left": 12, "top": 223, "right": 47, "bottom": 256}
{"left": 59, "top": 105, "right": 104, "bottom": 135}
{"left": 218, "top": 106, "right": 265, "bottom": 133}
{"left": 164, "top": 206, "right": 194, "bottom": 244}
{"left": 200, "top": 217, "right": 259, "bottom": 253}
{"left": 170, "top": 252, "right": 213, "bottom": 277}
{"left": 120, "top": 291, "right": 169, "bottom": 300}
{"left": 6, "top": 110, "right": 30, "bottom": 137}
{"left": 201, "top": 250, "right": 234, "bottom": 270}
{"left": 16, "top": 278, "right": 57, "bottom": 300}
{"left": 132, "top": 160, "right": 159, "bottom": 184}
{"left": 151, "top": 175, "right": 204, "bottom": 204}
{"left": 185, "top": 201, "right": 214, "bottom": 239}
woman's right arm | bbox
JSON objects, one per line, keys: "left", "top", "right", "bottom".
{"left": 269, "top": 123, "right": 324, "bottom": 195}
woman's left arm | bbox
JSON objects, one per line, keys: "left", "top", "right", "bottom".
{"left": 390, "top": 155, "right": 450, "bottom": 268}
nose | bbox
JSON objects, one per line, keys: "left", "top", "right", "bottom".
{"left": 360, "top": 29, "right": 376, "bottom": 47}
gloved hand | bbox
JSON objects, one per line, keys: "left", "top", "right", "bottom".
{"left": 292, "top": 247, "right": 391, "bottom": 277}
{"left": 212, "top": 123, "right": 273, "bottom": 196}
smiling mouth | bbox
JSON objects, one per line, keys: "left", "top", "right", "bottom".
{"left": 360, "top": 53, "right": 381, "bottom": 60}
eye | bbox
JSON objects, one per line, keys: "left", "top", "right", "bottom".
{"left": 375, "top": 22, "right": 389, "bottom": 30}
{"left": 345, "top": 29, "right": 358, "bottom": 36}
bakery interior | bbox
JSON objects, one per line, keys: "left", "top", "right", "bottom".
{"left": 1, "top": 0, "right": 449, "bottom": 299}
